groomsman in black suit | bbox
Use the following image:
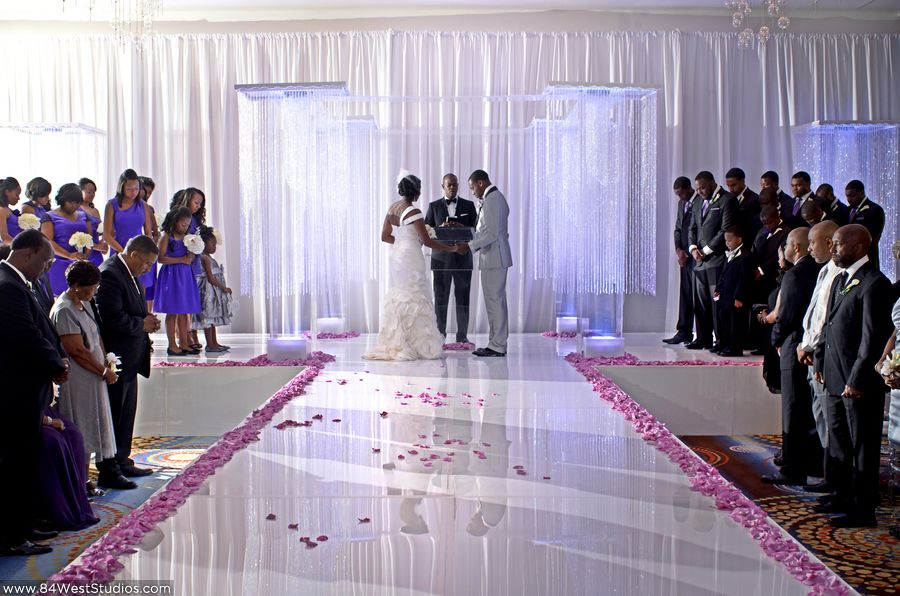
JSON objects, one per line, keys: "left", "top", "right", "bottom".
{"left": 663, "top": 176, "right": 696, "bottom": 345}
{"left": 765, "top": 228, "right": 824, "bottom": 485}
{"left": 786, "top": 171, "right": 815, "bottom": 229}
{"left": 424, "top": 174, "right": 478, "bottom": 344}
{"left": 800, "top": 200, "right": 829, "bottom": 228}
{"left": 814, "top": 225, "right": 892, "bottom": 527}
{"left": 845, "top": 180, "right": 886, "bottom": 271}
{"left": 760, "top": 171, "right": 794, "bottom": 218}
{"left": 687, "top": 171, "right": 736, "bottom": 351}
{"left": 724, "top": 167, "right": 761, "bottom": 241}
{"left": 815, "top": 183, "right": 850, "bottom": 226}
{"left": 0, "top": 230, "right": 69, "bottom": 556}
{"left": 95, "top": 235, "right": 161, "bottom": 489}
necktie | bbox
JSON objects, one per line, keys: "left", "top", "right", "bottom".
{"left": 793, "top": 197, "right": 802, "bottom": 216}
{"left": 849, "top": 207, "right": 857, "bottom": 221}
{"left": 445, "top": 198, "right": 456, "bottom": 205}
{"left": 701, "top": 199, "right": 710, "bottom": 218}
{"left": 827, "top": 271, "right": 849, "bottom": 313}
{"left": 683, "top": 201, "right": 690, "bottom": 215}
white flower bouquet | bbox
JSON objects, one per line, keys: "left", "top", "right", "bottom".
{"left": 184, "top": 234, "right": 204, "bottom": 255}
{"left": 106, "top": 352, "right": 122, "bottom": 374}
{"left": 18, "top": 213, "right": 41, "bottom": 231}
{"left": 880, "top": 350, "right": 900, "bottom": 380}
{"left": 424, "top": 224, "right": 437, "bottom": 240}
{"left": 69, "top": 231, "right": 94, "bottom": 253}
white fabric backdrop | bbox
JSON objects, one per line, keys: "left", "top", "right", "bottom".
{"left": 0, "top": 31, "right": 896, "bottom": 333}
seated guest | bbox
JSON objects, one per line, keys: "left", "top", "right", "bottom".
{"left": 51, "top": 261, "right": 131, "bottom": 490}
{"left": 713, "top": 226, "right": 751, "bottom": 357}
{"left": 724, "top": 167, "right": 761, "bottom": 240}
{"left": 815, "top": 183, "right": 850, "bottom": 226}
{"left": 786, "top": 171, "right": 815, "bottom": 229}
{"left": 800, "top": 200, "right": 828, "bottom": 228}
{"left": 845, "top": 180, "right": 886, "bottom": 271}
{"left": 814, "top": 225, "right": 892, "bottom": 527}
{"left": 760, "top": 170, "right": 793, "bottom": 217}
{"left": 766, "top": 228, "right": 824, "bottom": 485}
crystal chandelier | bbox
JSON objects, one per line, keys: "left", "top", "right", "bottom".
{"left": 62, "top": 1, "right": 164, "bottom": 43}
{"left": 726, "top": 0, "right": 791, "bottom": 48}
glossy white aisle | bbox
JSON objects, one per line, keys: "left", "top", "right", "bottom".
{"left": 120, "top": 336, "right": 814, "bottom": 595}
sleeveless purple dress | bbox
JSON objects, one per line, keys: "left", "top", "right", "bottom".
{"left": 5, "top": 209, "right": 21, "bottom": 238}
{"left": 155, "top": 236, "right": 201, "bottom": 314}
{"left": 24, "top": 201, "right": 48, "bottom": 220}
{"left": 45, "top": 210, "right": 91, "bottom": 296}
{"left": 82, "top": 208, "right": 104, "bottom": 267}
{"left": 109, "top": 198, "right": 155, "bottom": 294}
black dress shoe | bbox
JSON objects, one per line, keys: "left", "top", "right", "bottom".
{"left": 27, "top": 529, "right": 57, "bottom": 541}
{"left": 472, "top": 347, "right": 487, "bottom": 356}
{"left": 813, "top": 500, "right": 850, "bottom": 514}
{"left": 0, "top": 541, "right": 52, "bottom": 556}
{"left": 805, "top": 481, "right": 832, "bottom": 494}
{"left": 718, "top": 349, "right": 744, "bottom": 357}
{"left": 685, "top": 340, "right": 711, "bottom": 350}
{"left": 98, "top": 474, "right": 138, "bottom": 490}
{"left": 121, "top": 465, "right": 153, "bottom": 477}
{"left": 750, "top": 349, "right": 766, "bottom": 356}
{"left": 662, "top": 334, "right": 690, "bottom": 345}
{"left": 829, "top": 514, "right": 877, "bottom": 528}
{"left": 761, "top": 473, "right": 806, "bottom": 485}
{"left": 474, "top": 348, "right": 506, "bottom": 358}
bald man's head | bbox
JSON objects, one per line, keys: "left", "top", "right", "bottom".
{"left": 784, "top": 228, "right": 810, "bottom": 264}
{"left": 808, "top": 220, "right": 839, "bottom": 265}
{"left": 831, "top": 224, "right": 872, "bottom": 269}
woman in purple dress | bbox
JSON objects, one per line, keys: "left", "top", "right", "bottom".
{"left": 79, "top": 177, "right": 107, "bottom": 268}
{"left": 139, "top": 176, "right": 159, "bottom": 309}
{"left": 0, "top": 176, "right": 22, "bottom": 245}
{"left": 170, "top": 187, "right": 207, "bottom": 349}
{"left": 103, "top": 168, "right": 154, "bottom": 290}
{"left": 156, "top": 206, "right": 202, "bottom": 355}
{"left": 21, "top": 176, "right": 52, "bottom": 220}
{"left": 41, "top": 184, "right": 94, "bottom": 296}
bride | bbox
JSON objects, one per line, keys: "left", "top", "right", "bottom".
{"left": 363, "top": 172, "right": 463, "bottom": 361}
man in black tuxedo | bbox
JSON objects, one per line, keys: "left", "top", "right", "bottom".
{"left": 724, "top": 167, "right": 761, "bottom": 241}
{"left": 424, "top": 173, "right": 477, "bottom": 344}
{"left": 687, "top": 171, "right": 736, "bottom": 351}
{"left": 814, "top": 225, "right": 893, "bottom": 527}
{"left": 663, "top": 176, "right": 696, "bottom": 345}
{"left": 0, "top": 230, "right": 69, "bottom": 556}
{"left": 765, "top": 228, "right": 824, "bottom": 485}
{"left": 800, "top": 200, "right": 829, "bottom": 228}
{"left": 95, "top": 235, "right": 161, "bottom": 489}
{"left": 760, "top": 171, "right": 793, "bottom": 219}
{"left": 815, "top": 183, "right": 850, "bottom": 226}
{"left": 845, "top": 180, "right": 886, "bottom": 271}
{"left": 786, "top": 171, "right": 815, "bottom": 229}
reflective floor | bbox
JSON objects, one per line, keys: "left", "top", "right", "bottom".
{"left": 123, "top": 335, "right": 815, "bottom": 595}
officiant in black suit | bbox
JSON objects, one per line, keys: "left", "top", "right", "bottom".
{"left": 425, "top": 174, "right": 478, "bottom": 343}
{"left": 95, "top": 235, "right": 161, "bottom": 489}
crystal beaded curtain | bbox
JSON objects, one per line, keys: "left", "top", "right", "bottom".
{"left": 530, "top": 86, "right": 658, "bottom": 296}
{"left": 793, "top": 122, "right": 899, "bottom": 281}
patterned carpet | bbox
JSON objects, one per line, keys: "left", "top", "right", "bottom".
{"left": 682, "top": 434, "right": 900, "bottom": 596}
{"left": 0, "top": 436, "right": 217, "bottom": 582}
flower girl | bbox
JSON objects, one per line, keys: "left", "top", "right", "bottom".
{"left": 191, "top": 226, "right": 233, "bottom": 353}
{"left": 155, "top": 206, "right": 202, "bottom": 356}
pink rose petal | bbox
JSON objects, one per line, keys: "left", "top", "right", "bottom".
{"left": 266, "top": 513, "right": 276, "bottom": 520}
{"left": 316, "top": 535, "right": 328, "bottom": 542}
{"left": 358, "top": 517, "right": 371, "bottom": 524}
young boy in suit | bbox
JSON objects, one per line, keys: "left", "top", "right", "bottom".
{"left": 714, "top": 226, "right": 752, "bottom": 356}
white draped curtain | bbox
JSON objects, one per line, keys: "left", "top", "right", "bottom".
{"left": 0, "top": 30, "right": 896, "bottom": 333}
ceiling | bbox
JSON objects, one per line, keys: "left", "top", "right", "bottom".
{"left": 3, "top": 0, "right": 898, "bottom": 21}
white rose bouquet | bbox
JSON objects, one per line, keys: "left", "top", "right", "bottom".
{"left": 18, "top": 213, "right": 41, "bottom": 231}
{"left": 106, "top": 352, "right": 122, "bottom": 374}
{"left": 184, "top": 233, "right": 204, "bottom": 255}
{"left": 69, "top": 231, "right": 94, "bottom": 253}
{"left": 880, "top": 350, "right": 900, "bottom": 380}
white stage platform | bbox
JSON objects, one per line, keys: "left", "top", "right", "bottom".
{"left": 109, "top": 333, "right": 828, "bottom": 595}
{"left": 139, "top": 333, "right": 780, "bottom": 436}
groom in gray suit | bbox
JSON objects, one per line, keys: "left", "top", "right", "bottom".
{"left": 461, "top": 170, "right": 512, "bottom": 357}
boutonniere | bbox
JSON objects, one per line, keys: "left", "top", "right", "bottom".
{"left": 859, "top": 205, "right": 869, "bottom": 212}
{"left": 841, "top": 279, "right": 860, "bottom": 295}
{"left": 711, "top": 192, "right": 721, "bottom": 204}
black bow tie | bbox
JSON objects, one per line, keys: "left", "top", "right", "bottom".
{"left": 445, "top": 198, "right": 456, "bottom": 205}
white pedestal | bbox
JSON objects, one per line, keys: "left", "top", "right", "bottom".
{"left": 582, "top": 336, "right": 625, "bottom": 357}
{"left": 316, "top": 317, "right": 345, "bottom": 334}
{"left": 556, "top": 316, "right": 579, "bottom": 334}
{"left": 266, "top": 336, "right": 309, "bottom": 361}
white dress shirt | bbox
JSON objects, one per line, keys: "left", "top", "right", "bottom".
{"left": 117, "top": 253, "right": 142, "bottom": 296}
{"left": 800, "top": 260, "right": 840, "bottom": 353}
{"left": 444, "top": 195, "right": 458, "bottom": 218}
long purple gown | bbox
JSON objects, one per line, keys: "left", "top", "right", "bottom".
{"left": 109, "top": 198, "right": 155, "bottom": 294}
{"left": 82, "top": 208, "right": 104, "bottom": 267}
{"left": 45, "top": 210, "right": 91, "bottom": 296}
{"left": 35, "top": 407, "right": 100, "bottom": 531}
{"left": 155, "top": 236, "right": 201, "bottom": 314}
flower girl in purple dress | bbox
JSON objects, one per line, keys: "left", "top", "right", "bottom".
{"left": 155, "top": 206, "right": 202, "bottom": 356}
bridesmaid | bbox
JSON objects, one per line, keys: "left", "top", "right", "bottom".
{"left": 139, "top": 175, "right": 159, "bottom": 310}
{"left": 41, "top": 183, "right": 93, "bottom": 296}
{"left": 171, "top": 187, "right": 207, "bottom": 349}
{"left": 0, "top": 176, "right": 22, "bottom": 244}
{"left": 103, "top": 168, "right": 154, "bottom": 289}
{"left": 155, "top": 206, "right": 202, "bottom": 355}
{"left": 79, "top": 177, "right": 108, "bottom": 267}
{"left": 22, "top": 176, "right": 52, "bottom": 219}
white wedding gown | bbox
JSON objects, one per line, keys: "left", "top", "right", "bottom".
{"left": 362, "top": 206, "right": 445, "bottom": 361}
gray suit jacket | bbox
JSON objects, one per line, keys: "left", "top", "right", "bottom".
{"left": 469, "top": 187, "right": 512, "bottom": 270}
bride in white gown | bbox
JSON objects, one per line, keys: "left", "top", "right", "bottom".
{"left": 363, "top": 173, "right": 463, "bottom": 361}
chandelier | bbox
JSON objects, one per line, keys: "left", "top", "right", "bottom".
{"left": 726, "top": 0, "right": 791, "bottom": 48}
{"left": 62, "top": 1, "right": 164, "bottom": 43}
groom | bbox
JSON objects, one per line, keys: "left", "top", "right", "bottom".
{"left": 461, "top": 170, "right": 512, "bottom": 357}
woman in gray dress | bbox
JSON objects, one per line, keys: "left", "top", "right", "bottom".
{"left": 50, "top": 261, "right": 122, "bottom": 494}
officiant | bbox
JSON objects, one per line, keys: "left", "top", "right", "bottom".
{"left": 425, "top": 173, "right": 477, "bottom": 344}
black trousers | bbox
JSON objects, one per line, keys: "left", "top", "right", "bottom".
{"left": 98, "top": 376, "right": 139, "bottom": 476}
{"left": 780, "top": 362, "right": 823, "bottom": 478}
{"left": 433, "top": 268, "right": 472, "bottom": 342}
{"left": 715, "top": 303, "right": 747, "bottom": 351}
{"left": 675, "top": 262, "right": 695, "bottom": 338}
{"left": 693, "top": 265, "right": 721, "bottom": 346}
{"left": 824, "top": 388, "right": 886, "bottom": 516}
{"left": 0, "top": 403, "right": 42, "bottom": 545}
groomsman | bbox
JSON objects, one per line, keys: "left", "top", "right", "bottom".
{"left": 766, "top": 228, "right": 824, "bottom": 485}
{"left": 800, "top": 200, "right": 829, "bottom": 228}
{"left": 845, "top": 180, "right": 886, "bottom": 271}
{"left": 663, "top": 177, "right": 696, "bottom": 344}
{"left": 760, "top": 171, "right": 794, "bottom": 218}
{"left": 815, "top": 183, "right": 850, "bottom": 226}
{"left": 687, "top": 171, "right": 736, "bottom": 351}
{"left": 786, "top": 171, "right": 815, "bottom": 229}
{"left": 425, "top": 173, "right": 478, "bottom": 344}
{"left": 814, "top": 224, "right": 892, "bottom": 527}
{"left": 724, "top": 167, "right": 761, "bottom": 240}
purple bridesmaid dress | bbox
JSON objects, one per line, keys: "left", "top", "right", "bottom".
{"left": 154, "top": 236, "right": 202, "bottom": 314}
{"left": 5, "top": 209, "right": 21, "bottom": 237}
{"left": 24, "top": 201, "right": 48, "bottom": 220}
{"left": 82, "top": 208, "right": 104, "bottom": 267}
{"left": 45, "top": 210, "right": 91, "bottom": 295}
{"left": 188, "top": 215, "right": 203, "bottom": 277}
{"left": 109, "top": 198, "right": 155, "bottom": 294}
